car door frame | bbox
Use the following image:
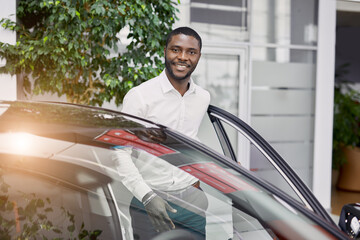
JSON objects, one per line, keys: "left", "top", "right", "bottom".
{"left": 207, "top": 104, "right": 334, "bottom": 224}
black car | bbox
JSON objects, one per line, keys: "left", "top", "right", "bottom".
{"left": 0, "top": 100, "right": 357, "bottom": 239}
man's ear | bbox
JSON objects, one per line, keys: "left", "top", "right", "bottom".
{"left": 164, "top": 47, "right": 166, "bottom": 56}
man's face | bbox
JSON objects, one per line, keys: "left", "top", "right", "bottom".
{"left": 164, "top": 34, "right": 201, "bottom": 82}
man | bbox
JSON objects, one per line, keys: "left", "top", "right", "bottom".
{"left": 118, "top": 27, "right": 210, "bottom": 239}
{"left": 121, "top": 26, "right": 210, "bottom": 140}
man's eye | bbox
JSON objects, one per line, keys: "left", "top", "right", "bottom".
{"left": 189, "top": 51, "right": 196, "bottom": 55}
{"left": 172, "top": 49, "right": 179, "bottom": 53}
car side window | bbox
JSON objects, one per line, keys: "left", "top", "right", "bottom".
{"left": 198, "top": 111, "right": 224, "bottom": 153}
{"left": 208, "top": 118, "right": 305, "bottom": 205}
{"left": 0, "top": 165, "right": 122, "bottom": 239}
{"left": 108, "top": 145, "right": 336, "bottom": 240}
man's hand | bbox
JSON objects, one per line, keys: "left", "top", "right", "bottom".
{"left": 142, "top": 192, "right": 177, "bottom": 232}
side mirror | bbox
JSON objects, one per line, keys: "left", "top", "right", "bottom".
{"left": 339, "top": 203, "right": 360, "bottom": 238}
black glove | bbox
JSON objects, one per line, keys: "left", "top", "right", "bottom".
{"left": 142, "top": 192, "right": 177, "bottom": 232}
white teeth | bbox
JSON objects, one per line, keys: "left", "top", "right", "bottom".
{"left": 176, "top": 64, "right": 187, "bottom": 68}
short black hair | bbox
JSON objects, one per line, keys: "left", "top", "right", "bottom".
{"left": 166, "top": 27, "right": 202, "bottom": 50}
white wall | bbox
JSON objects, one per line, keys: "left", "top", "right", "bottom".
{"left": 0, "top": 0, "right": 16, "bottom": 100}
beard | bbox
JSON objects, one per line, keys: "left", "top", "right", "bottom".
{"left": 165, "top": 54, "right": 196, "bottom": 81}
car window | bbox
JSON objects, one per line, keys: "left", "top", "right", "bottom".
{"left": 0, "top": 158, "right": 122, "bottom": 240}
{"left": 104, "top": 130, "right": 339, "bottom": 240}
{"left": 202, "top": 108, "right": 313, "bottom": 209}
{"left": 217, "top": 120, "right": 304, "bottom": 204}
{"left": 198, "top": 111, "right": 224, "bottom": 154}
{"left": 0, "top": 141, "right": 339, "bottom": 240}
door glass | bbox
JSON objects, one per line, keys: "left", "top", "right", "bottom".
{"left": 0, "top": 167, "right": 121, "bottom": 239}
{"left": 214, "top": 119, "right": 304, "bottom": 205}
{"left": 109, "top": 137, "right": 335, "bottom": 240}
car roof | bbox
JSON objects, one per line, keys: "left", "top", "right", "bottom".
{"left": 0, "top": 101, "right": 168, "bottom": 176}
{"left": 0, "top": 100, "right": 161, "bottom": 129}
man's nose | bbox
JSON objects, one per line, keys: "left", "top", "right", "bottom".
{"left": 177, "top": 51, "right": 188, "bottom": 60}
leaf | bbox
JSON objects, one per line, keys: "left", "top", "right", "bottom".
{"left": 92, "top": 229, "right": 102, "bottom": 236}
{"left": 69, "top": 8, "right": 76, "bottom": 18}
{"left": 52, "top": 228, "right": 62, "bottom": 234}
{"left": 6, "top": 201, "right": 14, "bottom": 211}
{"left": 118, "top": 5, "right": 126, "bottom": 15}
{"left": 67, "top": 224, "right": 75, "bottom": 233}
{"left": 43, "top": 36, "right": 48, "bottom": 44}
{"left": 37, "top": 213, "right": 47, "bottom": 220}
{"left": 36, "top": 198, "right": 45, "bottom": 208}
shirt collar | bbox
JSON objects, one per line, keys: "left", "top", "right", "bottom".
{"left": 159, "top": 70, "right": 196, "bottom": 95}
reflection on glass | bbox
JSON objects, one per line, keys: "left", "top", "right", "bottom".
{"left": 9, "top": 132, "right": 33, "bottom": 153}
{"left": 106, "top": 129, "right": 208, "bottom": 239}
{"left": 112, "top": 139, "right": 337, "bottom": 240}
{"left": 0, "top": 99, "right": 339, "bottom": 239}
{"left": 0, "top": 128, "right": 338, "bottom": 240}
{"left": 0, "top": 169, "right": 114, "bottom": 239}
{"left": 215, "top": 119, "right": 304, "bottom": 204}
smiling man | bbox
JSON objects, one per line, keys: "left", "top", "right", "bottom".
{"left": 122, "top": 26, "right": 210, "bottom": 140}
{"left": 120, "top": 27, "right": 210, "bottom": 239}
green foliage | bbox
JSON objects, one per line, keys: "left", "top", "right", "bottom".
{"left": 332, "top": 63, "right": 360, "bottom": 169}
{"left": 0, "top": 0, "right": 179, "bottom": 106}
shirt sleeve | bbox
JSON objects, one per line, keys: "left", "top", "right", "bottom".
{"left": 121, "top": 87, "right": 146, "bottom": 118}
{"left": 111, "top": 147, "right": 153, "bottom": 201}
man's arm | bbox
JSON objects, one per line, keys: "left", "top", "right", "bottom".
{"left": 111, "top": 147, "right": 153, "bottom": 201}
{"left": 112, "top": 148, "right": 177, "bottom": 232}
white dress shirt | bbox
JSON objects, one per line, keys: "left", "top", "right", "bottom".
{"left": 114, "top": 70, "right": 210, "bottom": 201}
{"left": 112, "top": 147, "right": 200, "bottom": 201}
{"left": 121, "top": 70, "right": 210, "bottom": 140}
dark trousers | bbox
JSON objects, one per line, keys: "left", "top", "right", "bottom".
{"left": 130, "top": 186, "right": 208, "bottom": 240}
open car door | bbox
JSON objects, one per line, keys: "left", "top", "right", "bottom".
{"left": 206, "top": 104, "right": 334, "bottom": 224}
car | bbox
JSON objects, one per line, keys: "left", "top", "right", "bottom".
{"left": 0, "top": 100, "right": 357, "bottom": 239}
